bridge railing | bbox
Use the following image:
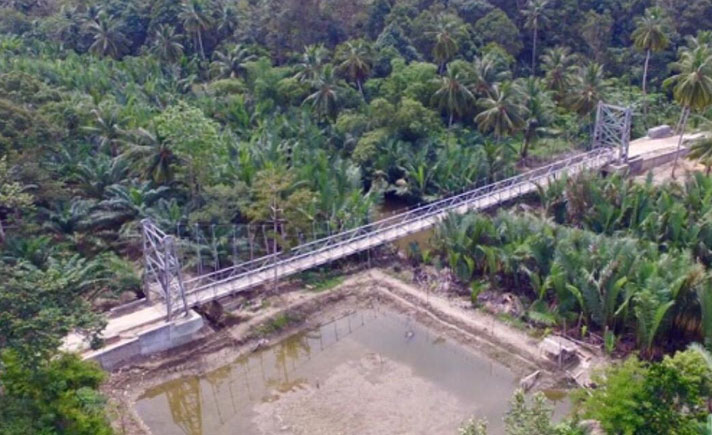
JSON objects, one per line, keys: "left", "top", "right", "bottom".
{"left": 181, "top": 147, "right": 615, "bottom": 298}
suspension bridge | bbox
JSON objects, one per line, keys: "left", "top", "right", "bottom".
{"left": 141, "top": 103, "right": 633, "bottom": 321}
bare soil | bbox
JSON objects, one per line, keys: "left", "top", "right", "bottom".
{"left": 104, "top": 268, "right": 578, "bottom": 435}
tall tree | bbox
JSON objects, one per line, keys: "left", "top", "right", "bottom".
{"left": 540, "top": 46, "right": 576, "bottom": 97}
{"left": 430, "top": 16, "right": 463, "bottom": 74}
{"left": 304, "top": 65, "right": 344, "bottom": 121}
{"left": 475, "top": 81, "right": 528, "bottom": 138}
{"left": 150, "top": 24, "right": 184, "bottom": 62}
{"left": 432, "top": 62, "right": 475, "bottom": 127}
{"left": 294, "top": 44, "right": 329, "bottom": 84}
{"left": 632, "top": 7, "right": 669, "bottom": 115}
{"left": 470, "top": 53, "right": 511, "bottom": 98}
{"left": 664, "top": 46, "right": 712, "bottom": 178}
{"left": 85, "top": 12, "right": 127, "bottom": 59}
{"left": 522, "top": 0, "right": 550, "bottom": 74}
{"left": 336, "top": 40, "right": 372, "bottom": 97}
{"left": 568, "top": 62, "right": 609, "bottom": 116}
{"left": 520, "top": 77, "right": 556, "bottom": 161}
{"left": 179, "top": 0, "right": 212, "bottom": 59}
{"left": 210, "top": 44, "right": 256, "bottom": 79}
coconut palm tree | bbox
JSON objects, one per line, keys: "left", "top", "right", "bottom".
{"left": 686, "top": 31, "right": 712, "bottom": 51}
{"left": 432, "top": 62, "right": 476, "bottom": 127}
{"left": 150, "top": 24, "right": 184, "bottom": 62}
{"left": 303, "top": 65, "right": 344, "bottom": 121}
{"left": 86, "top": 12, "right": 127, "bottom": 59}
{"left": 664, "top": 46, "right": 712, "bottom": 178}
{"left": 568, "top": 62, "right": 609, "bottom": 116}
{"left": 430, "top": 16, "right": 463, "bottom": 74}
{"left": 519, "top": 77, "right": 556, "bottom": 161}
{"left": 522, "top": 0, "right": 550, "bottom": 74}
{"left": 687, "top": 136, "right": 712, "bottom": 175}
{"left": 179, "top": 0, "right": 212, "bottom": 59}
{"left": 470, "top": 53, "right": 510, "bottom": 97}
{"left": 294, "top": 44, "right": 329, "bottom": 84}
{"left": 336, "top": 40, "right": 372, "bottom": 96}
{"left": 475, "top": 81, "right": 528, "bottom": 138}
{"left": 541, "top": 46, "right": 576, "bottom": 97}
{"left": 632, "top": 7, "right": 669, "bottom": 115}
{"left": 210, "top": 44, "right": 256, "bottom": 79}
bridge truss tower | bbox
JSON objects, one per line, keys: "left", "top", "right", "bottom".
{"left": 141, "top": 219, "right": 188, "bottom": 321}
{"left": 593, "top": 102, "right": 633, "bottom": 162}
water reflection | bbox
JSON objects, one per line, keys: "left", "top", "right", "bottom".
{"left": 136, "top": 309, "right": 520, "bottom": 435}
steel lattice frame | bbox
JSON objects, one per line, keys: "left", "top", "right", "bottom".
{"left": 142, "top": 219, "right": 188, "bottom": 321}
{"left": 592, "top": 102, "right": 633, "bottom": 162}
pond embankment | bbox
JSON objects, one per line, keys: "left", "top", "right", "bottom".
{"left": 104, "top": 267, "right": 597, "bottom": 434}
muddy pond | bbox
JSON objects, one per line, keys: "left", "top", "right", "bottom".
{"left": 136, "top": 308, "right": 564, "bottom": 434}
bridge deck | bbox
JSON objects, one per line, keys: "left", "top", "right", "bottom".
{"left": 180, "top": 148, "right": 615, "bottom": 307}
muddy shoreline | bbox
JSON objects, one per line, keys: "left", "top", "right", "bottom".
{"left": 105, "top": 268, "right": 576, "bottom": 434}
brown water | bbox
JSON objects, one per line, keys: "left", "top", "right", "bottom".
{"left": 135, "top": 308, "right": 539, "bottom": 434}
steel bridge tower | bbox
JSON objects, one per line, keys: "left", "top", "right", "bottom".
{"left": 141, "top": 219, "right": 188, "bottom": 321}
{"left": 592, "top": 102, "right": 633, "bottom": 162}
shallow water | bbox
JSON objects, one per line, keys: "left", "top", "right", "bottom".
{"left": 136, "top": 308, "right": 536, "bottom": 434}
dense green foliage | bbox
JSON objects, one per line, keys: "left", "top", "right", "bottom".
{"left": 577, "top": 349, "right": 712, "bottom": 434}
{"left": 430, "top": 211, "right": 709, "bottom": 354}
{"left": 0, "top": 352, "right": 112, "bottom": 435}
{"left": 3, "top": 0, "right": 712, "bottom": 432}
{"left": 461, "top": 348, "right": 712, "bottom": 434}
{"left": 460, "top": 389, "right": 578, "bottom": 434}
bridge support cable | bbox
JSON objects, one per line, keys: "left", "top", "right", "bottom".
{"left": 142, "top": 103, "right": 631, "bottom": 315}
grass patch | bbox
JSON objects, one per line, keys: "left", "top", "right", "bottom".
{"left": 255, "top": 312, "right": 301, "bottom": 336}
{"left": 300, "top": 269, "right": 344, "bottom": 293}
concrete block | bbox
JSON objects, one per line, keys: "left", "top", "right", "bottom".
{"left": 647, "top": 125, "right": 673, "bottom": 139}
{"left": 138, "top": 309, "right": 204, "bottom": 355}
{"left": 86, "top": 309, "right": 204, "bottom": 370}
{"left": 87, "top": 338, "right": 141, "bottom": 371}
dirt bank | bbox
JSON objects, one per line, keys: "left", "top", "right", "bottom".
{"left": 105, "top": 269, "right": 578, "bottom": 434}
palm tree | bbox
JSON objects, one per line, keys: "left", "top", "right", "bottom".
{"left": 303, "top": 65, "right": 343, "bottom": 121}
{"left": 294, "top": 44, "right": 329, "bottom": 84}
{"left": 430, "top": 16, "right": 463, "bottom": 73}
{"left": 179, "top": 0, "right": 212, "bottom": 59}
{"left": 150, "top": 24, "right": 184, "bottom": 62}
{"left": 568, "top": 62, "right": 609, "bottom": 116}
{"left": 632, "top": 7, "right": 669, "bottom": 115}
{"left": 541, "top": 46, "right": 576, "bottom": 97}
{"left": 74, "top": 154, "right": 129, "bottom": 199}
{"left": 432, "top": 62, "right": 476, "bottom": 127}
{"left": 83, "top": 104, "right": 127, "bottom": 156}
{"left": 92, "top": 182, "right": 170, "bottom": 229}
{"left": 475, "top": 81, "right": 528, "bottom": 138}
{"left": 522, "top": 0, "right": 550, "bottom": 74}
{"left": 336, "top": 40, "right": 372, "bottom": 96}
{"left": 86, "top": 12, "right": 127, "bottom": 59}
{"left": 210, "top": 44, "right": 256, "bottom": 79}
{"left": 520, "top": 77, "right": 556, "bottom": 161}
{"left": 664, "top": 46, "right": 712, "bottom": 178}
{"left": 686, "top": 31, "right": 712, "bottom": 50}
{"left": 123, "top": 125, "right": 180, "bottom": 184}
{"left": 470, "top": 53, "right": 510, "bottom": 97}
{"left": 688, "top": 136, "right": 712, "bottom": 175}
